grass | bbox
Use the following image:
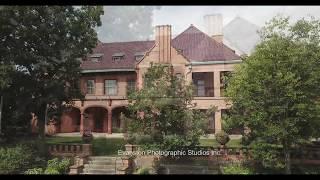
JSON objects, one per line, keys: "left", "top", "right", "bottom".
{"left": 199, "top": 138, "right": 242, "bottom": 147}
{"left": 45, "top": 137, "right": 125, "bottom": 156}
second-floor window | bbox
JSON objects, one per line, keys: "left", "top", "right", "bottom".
{"left": 105, "top": 80, "right": 117, "bottom": 96}
{"left": 127, "top": 80, "right": 136, "bottom": 95}
{"left": 196, "top": 80, "right": 205, "bottom": 97}
{"left": 86, "top": 80, "right": 95, "bottom": 94}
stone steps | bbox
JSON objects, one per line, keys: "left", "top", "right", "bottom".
{"left": 82, "top": 156, "right": 119, "bottom": 174}
{"left": 158, "top": 164, "right": 220, "bottom": 174}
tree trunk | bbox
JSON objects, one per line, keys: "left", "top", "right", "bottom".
{"left": 0, "top": 95, "right": 3, "bottom": 134}
{"left": 284, "top": 144, "right": 292, "bottom": 174}
{"left": 37, "top": 103, "right": 47, "bottom": 139}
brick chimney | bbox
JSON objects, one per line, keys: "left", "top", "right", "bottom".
{"left": 204, "top": 14, "right": 223, "bottom": 43}
{"left": 155, "top": 25, "right": 172, "bottom": 64}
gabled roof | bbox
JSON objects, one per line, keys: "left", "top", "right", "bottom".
{"left": 81, "top": 25, "right": 240, "bottom": 71}
{"left": 171, "top": 25, "right": 240, "bottom": 61}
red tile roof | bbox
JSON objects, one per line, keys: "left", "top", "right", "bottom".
{"left": 81, "top": 25, "right": 240, "bottom": 70}
{"left": 172, "top": 25, "right": 240, "bottom": 61}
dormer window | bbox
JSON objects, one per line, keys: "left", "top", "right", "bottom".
{"left": 112, "top": 52, "right": 125, "bottom": 62}
{"left": 134, "top": 52, "right": 145, "bottom": 61}
{"left": 90, "top": 53, "right": 103, "bottom": 62}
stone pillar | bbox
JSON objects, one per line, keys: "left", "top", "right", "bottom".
{"left": 80, "top": 111, "right": 84, "bottom": 135}
{"left": 107, "top": 110, "right": 112, "bottom": 134}
{"left": 215, "top": 110, "right": 222, "bottom": 133}
{"left": 214, "top": 71, "right": 221, "bottom": 97}
{"left": 104, "top": 115, "right": 108, "bottom": 133}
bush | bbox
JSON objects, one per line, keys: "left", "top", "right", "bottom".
{"left": 215, "top": 131, "right": 230, "bottom": 146}
{"left": 25, "top": 168, "right": 44, "bottom": 174}
{"left": 222, "top": 164, "right": 253, "bottom": 174}
{"left": 44, "top": 167, "right": 60, "bottom": 174}
{"left": 135, "top": 134, "right": 153, "bottom": 145}
{"left": 136, "top": 167, "right": 151, "bottom": 174}
{"left": 25, "top": 158, "right": 71, "bottom": 175}
{"left": 0, "top": 144, "right": 34, "bottom": 174}
{"left": 47, "top": 158, "right": 71, "bottom": 174}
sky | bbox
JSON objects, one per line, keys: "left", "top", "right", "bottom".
{"left": 153, "top": 6, "right": 320, "bottom": 36}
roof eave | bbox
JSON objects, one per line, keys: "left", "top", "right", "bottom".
{"left": 81, "top": 68, "right": 135, "bottom": 74}
{"left": 189, "top": 59, "right": 242, "bottom": 65}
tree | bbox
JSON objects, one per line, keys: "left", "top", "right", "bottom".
{"left": 225, "top": 16, "right": 320, "bottom": 174}
{"left": 97, "top": 6, "right": 161, "bottom": 42}
{"left": 0, "top": 6, "right": 104, "bottom": 138}
{"left": 126, "top": 63, "right": 215, "bottom": 151}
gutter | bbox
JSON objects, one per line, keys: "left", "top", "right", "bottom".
{"left": 81, "top": 68, "right": 135, "bottom": 74}
{"left": 189, "top": 60, "right": 242, "bottom": 65}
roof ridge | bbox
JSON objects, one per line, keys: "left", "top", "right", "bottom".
{"left": 101, "top": 40, "right": 155, "bottom": 45}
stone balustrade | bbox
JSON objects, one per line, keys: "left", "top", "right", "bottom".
{"left": 48, "top": 143, "right": 92, "bottom": 157}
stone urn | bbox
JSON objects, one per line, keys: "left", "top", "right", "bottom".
{"left": 82, "top": 130, "right": 93, "bottom": 143}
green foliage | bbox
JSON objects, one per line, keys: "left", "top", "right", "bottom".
{"left": 25, "top": 158, "right": 71, "bottom": 175}
{"left": 0, "top": 6, "right": 103, "bottom": 137}
{"left": 251, "top": 142, "right": 285, "bottom": 170}
{"left": 0, "top": 144, "right": 34, "bottom": 174}
{"left": 225, "top": 15, "right": 320, "bottom": 173}
{"left": 135, "top": 134, "right": 153, "bottom": 145}
{"left": 136, "top": 167, "right": 151, "bottom": 174}
{"left": 127, "top": 64, "right": 216, "bottom": 151}
{"left": 24, "top": 168, "right": 44, "bottom": 174}
{"left": 47, "top": 158, "right": 71, "bottom": 174}
{"left": 44, "top": 167, "right": 60, "bottom": 174}
{"left": 222, "top": 164, "right": 253, "bottom": 174}
{"left": 215, "top": 131, "right": 230, "bottom": 146}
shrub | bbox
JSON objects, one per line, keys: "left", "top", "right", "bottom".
{"left": 25, "top": 168, "right": 44, "bottom": 174}
{"left": 44, "top": 167, "right": 60, "bottom": 174}
{"left": 136, "top": 167, "right": 151, "bottom": 174}
{"left": 0, "top": 144, "right": 34, "bottom": 174}
{"left": 222, "top": 164, "right": 253, "bottom": 174}
{"left": 135, "top": 134, "right": 153, "bottom": 145}
{"left": 47, "top": 158, "right": 71, "bottom": 174}
{"left": 215, "top": 131, "right": 230, "bottom": 146}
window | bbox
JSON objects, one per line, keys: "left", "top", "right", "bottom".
{"left": 105, "top": 80, "right": 117, "bottom": 95}
{"left": 112, "top": 52, "right": 125, "bottom": 62}
{"left": 112, "top": 56, "right": 123, "bottom": 62}
{"left": 86, "top": 80, "right": 95, "bottom": 94}
{"left": 197, "top": 80, "right": 205, "bottom": 96}
{"left": 90, "top": 53, "right": 103, "bottom": 62}
{"left": 135, "top": 55, "right": 144, "bottom": 61}
{"left": 127, "top": 80, "right": 136, "bottom": 95}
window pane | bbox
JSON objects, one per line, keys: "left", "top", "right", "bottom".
{"left": 87, "top": 80, "right": 95, "bottom": 94}
{"left": 105, "top": 80, "right": 117, "bottom": 95}
{"left": 197, "top": 80, "right": 205, "bottom": 96}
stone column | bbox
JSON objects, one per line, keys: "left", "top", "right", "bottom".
{"left": 214, "top": 71, "right": 221, "bottom": 97}
{"left": 104, "top": 114, "right": 108, "bottom": 133}
{"left": 80, "top": 111, "right": 84, "bottom": 135}
{"left": 107, "top": 110, "right": 112, "bottom": 134}
{"left": 215, "top": 110, "right": 222, "bottom": 133}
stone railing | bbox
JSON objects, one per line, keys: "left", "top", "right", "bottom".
{"left": 48, "top": 143, "right": 92, "bottom": 157}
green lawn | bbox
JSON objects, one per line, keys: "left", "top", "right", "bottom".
{"left": 45, "top": 137, "right": 125, "bottom": 156}
{"left": 199, "top": 138, "right": 242, "bottom": 147}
